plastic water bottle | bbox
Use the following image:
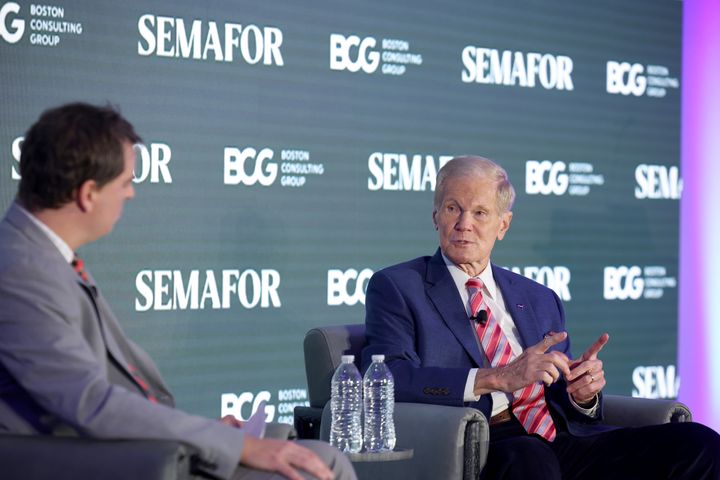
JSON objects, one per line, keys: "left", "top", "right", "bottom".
{"left": 363, "top": 354, "right": 396, "bottom": 452}
{"left": 329, "top": 355, "right": 363, "bottom": 453}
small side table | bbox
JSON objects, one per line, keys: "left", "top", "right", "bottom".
{"left": 346, "top": 448, "right": 414, "bottom": 479}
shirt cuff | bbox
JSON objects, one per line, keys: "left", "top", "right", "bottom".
{"left": 569, "top": 393, "right": 599, "bottom": 417}
{"left": 464, "top": 368, "right": 481, "bottom": 402}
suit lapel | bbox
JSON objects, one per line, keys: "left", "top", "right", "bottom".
{"left": 6, "top": 203, "right": 162, "bottom": 401}
{"left": 492, "top": 265, "right": 544, "bottom": 350}
{"left": 78, "top": 282, "right": 133, "bottom": 368}
{"left": 82, "top": 280, "right": 171, "bottom": 404}
{"left": 425, "top": 249, "right": 486, "bottom": 367}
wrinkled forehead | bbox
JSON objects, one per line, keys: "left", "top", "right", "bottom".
{"left": 436, "top": 172, "right": 499, "bottom": 204}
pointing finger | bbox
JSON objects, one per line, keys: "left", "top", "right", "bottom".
{"left": 531, "top": 331, "right": 567, "bottom": 353}
{"left": 583, "top": 333, "right": 609, "bottom": 361}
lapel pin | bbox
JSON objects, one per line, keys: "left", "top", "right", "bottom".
{"left": 516, "top": 304, "right": 525, "bottom": 309}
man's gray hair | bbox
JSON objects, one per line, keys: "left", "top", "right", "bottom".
{"left": 434, "top": 156, "right": 516, "bottom": 213}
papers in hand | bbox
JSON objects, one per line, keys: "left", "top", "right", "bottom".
{"left": 243, "top": 400, "right": 267, "bottom": 438}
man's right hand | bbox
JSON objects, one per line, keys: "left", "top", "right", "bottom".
{"left": 239, "top": 437, "right": 334, "bottom": 480}
{"left": 474, "top": 331, "right": 571, "bottom": 395}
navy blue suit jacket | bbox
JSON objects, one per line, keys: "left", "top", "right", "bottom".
{"left": 362, "top": 249, "right": 607, "bottom": 436}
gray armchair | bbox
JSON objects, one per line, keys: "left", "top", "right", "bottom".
{"left": 295, "top": 323, "right": 693, "bottom": 480}
{"left": 0, "top": 436, "right": 198, "bottom": 480}
{"left": 296, "top": 323, "right": 489, "bottom": 480}
{"left": 0, "top": 422, "right": 295, "bottom": 480}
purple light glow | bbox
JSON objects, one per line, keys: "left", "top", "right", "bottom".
{"left": 679, "top": 0, "right": 720, "bottom": 430}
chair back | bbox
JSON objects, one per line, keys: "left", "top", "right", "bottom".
{"left": 303, "top": 324, "right": 366, "bottom": 409}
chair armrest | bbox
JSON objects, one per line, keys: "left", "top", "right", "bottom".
{"left": 321, "top": 402, "right": 488, "bottom": 480}
{"left": 0, "top": 434, "right": 195, "bottom": 480}
{"left": 264, "top": 422, "right": 297, "bottom": 440}
{"left": 603, "top": 394, "right": 693, "bottom": 427}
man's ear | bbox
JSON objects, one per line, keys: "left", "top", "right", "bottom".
{"left": 432, "top": 209, "right": 438, "bottom": 230}
{"left": 497, "top": 211, "right": 513, "bottom": 240}
{"left": 76, "top": 179, "right": 98, "bottom": 213}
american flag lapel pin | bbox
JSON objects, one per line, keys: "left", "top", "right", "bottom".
{"left": 516, "top": 304, "right": 525, "bottom": 309}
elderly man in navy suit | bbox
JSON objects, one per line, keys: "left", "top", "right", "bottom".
{"left": 0, "top": 103, "right": 355, "bottom": 480}
{"left": 363, "top": 155, "right": 720, "bottom": 479}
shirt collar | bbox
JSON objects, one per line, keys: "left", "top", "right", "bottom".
{"left": 15, "top": 203, "right": 74, "bottom": 264}
{"left": 441, "top": 252, "right": 497, "bottom": 300}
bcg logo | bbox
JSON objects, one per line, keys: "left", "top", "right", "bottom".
{"left": 525, "top": 160, "right": 568, "bottom": 195}
{"left": 221, "top": 391, "right": 275, "bottom": 421}
{"left": 603, "top": 266, "right": 644, "bottom": 300}
{"left": 330, "top": 34, "right": 380, "bottom": 73}
{"left": 0, "top": 2, "right": 24, "bottom": 43}
{"left": 224, "top": 147, "right": 278, "bottom": 186}
{"left": 327, "top": 268, "right": 373, "bottom": 306}
{"left": 606, "top": 61, "right": 647, "bottom": 96}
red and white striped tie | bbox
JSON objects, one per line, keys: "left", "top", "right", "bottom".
{"left": 466, "top": 278, "right": 556, "bottom": 441}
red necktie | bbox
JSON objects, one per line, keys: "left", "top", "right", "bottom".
{"left": 72, "top": 255, "right": 89, "bottom": 283}
{"left": 466, "top": 278, "right": 556, "bottom": 441}
{"left": 128, "top": 364, "right": 158, "bottom": 404}
{"left": 71, "top": 254, "right": 158, "bottom": 404}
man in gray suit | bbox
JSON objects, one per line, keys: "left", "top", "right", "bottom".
{"left": 0, "top": 103, "right": 355, "bottom": 480}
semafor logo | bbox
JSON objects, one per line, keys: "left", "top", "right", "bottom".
{"left": 138, "top": 14, "right": 284, "bottom": 65}
{"left": 11, "top": 137, "right": 173, "bottom": 184}
{"left": 10, "top": 136, "right": 22, "bottom": 180}
{"left": 632, "top": 365, "right": 679, "bottom": 399}
{"left": 634, "top": 164, "right": 682, "bottom": 200}
{"left": 135, "top": 268, "right": 282, "bottom": 311}
{"left": 367, "top": 152, "right": 453, "bottom": 192}
{"left": 462, "top": 47, "right": 574, "bottom": 90}
{"left": 506, "top": 266, "right": 572, "bottom": 302}
{"left": 133, "top": 143, "right": 173, "bottom": 184}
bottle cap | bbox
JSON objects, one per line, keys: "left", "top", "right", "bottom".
{"left": 341, "top": 355, "right": 355, "bottom": 363}
{"left": 371, "top": 354, "right": 385, "bottom": 362}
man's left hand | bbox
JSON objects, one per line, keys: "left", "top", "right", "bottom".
{"left": 566, "top": 333, "right": 609, "bottom": 405}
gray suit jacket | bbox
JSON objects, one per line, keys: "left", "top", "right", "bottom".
{"left": 0, "top": 202, "right": 244, "bottom": 480}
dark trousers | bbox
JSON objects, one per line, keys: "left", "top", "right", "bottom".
{"left": 483, "top": 416, "right": 720, "bottom": 479}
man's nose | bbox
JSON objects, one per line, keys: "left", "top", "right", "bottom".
{"left": 454, "top": 211, "right": 472, "bottom": 230}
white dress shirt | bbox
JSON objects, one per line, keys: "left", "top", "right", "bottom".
{"left": 442, "top": 255, "right": 516, "bottom": 415}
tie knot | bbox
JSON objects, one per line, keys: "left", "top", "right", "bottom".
{"left": 72, "top": 255, "right": 89, "bottom": 283}
{"left": 465, "top": 278, "right": 484, "bottom": 291}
